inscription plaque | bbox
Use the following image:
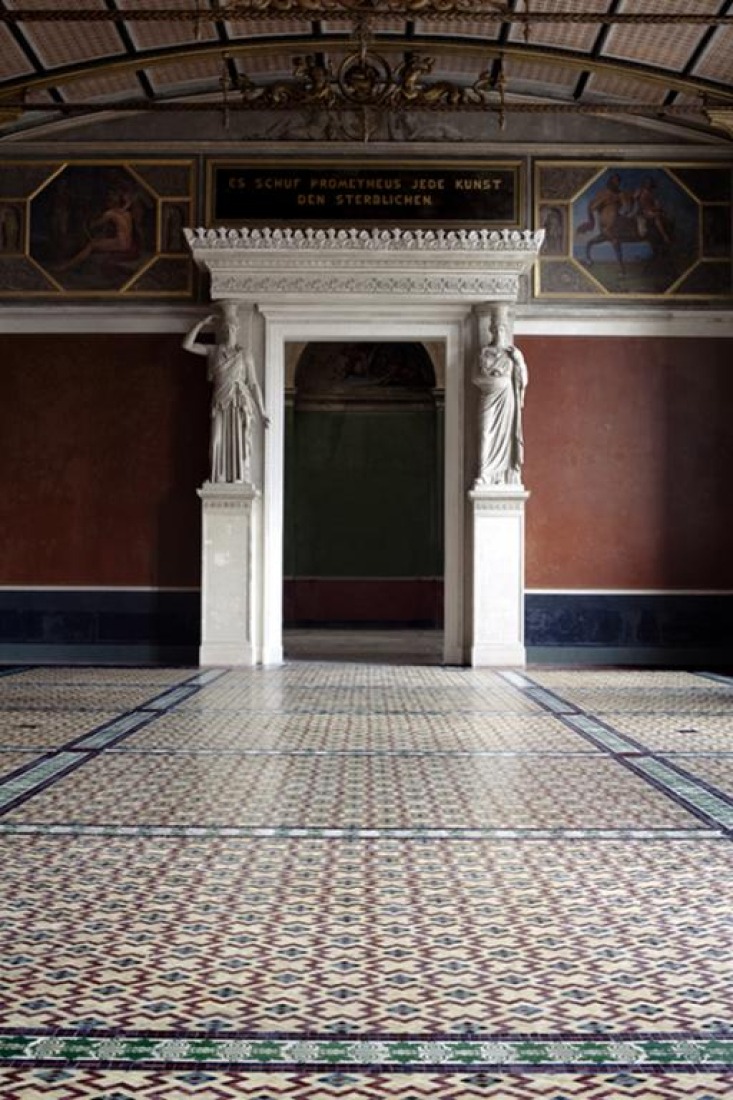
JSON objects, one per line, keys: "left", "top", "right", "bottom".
{"left": 210, "top": 163, "right": 520, "bottom": 225}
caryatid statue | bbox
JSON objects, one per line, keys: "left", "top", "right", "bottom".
{"left": 183, "top": 301, "right": 270, "bottom": 484}
{"left": 473, "top": 303, "right": 528, "bottom": 488}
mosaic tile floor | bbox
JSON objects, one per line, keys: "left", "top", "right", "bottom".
{"left": 1, "top": 661, "right": 733, "bottom": 1098}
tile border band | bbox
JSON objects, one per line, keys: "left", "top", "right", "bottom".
{"left": 502, "top": 670, "right": 733, "bottom": 837}
{"left": 0, "top": 824, "right": 719, "bottom": 840}
{"left": 1, "top": 1033, "right": 732, "bottom": 1070}
{"left": 0, "top": 668, "right": 230, "bottom": 816}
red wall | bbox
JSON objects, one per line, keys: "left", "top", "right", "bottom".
{"left": 0, "top": 334, "right": 209, "bottom": 586}
{"left": 521, "top": 336, "right": 733, "bottom": 590}
{"left": 2, "top": 332, "right": 732, "bottom": 593}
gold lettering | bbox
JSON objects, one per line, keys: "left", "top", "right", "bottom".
{"left": 411, "top": 178, "right": 444, "bottom": 190}
{"left": 255, "top": 177, "right": 300, "bottom": 189}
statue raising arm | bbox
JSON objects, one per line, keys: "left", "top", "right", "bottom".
{"left": 182, "top": 304, "right": 269, "bottom": 484}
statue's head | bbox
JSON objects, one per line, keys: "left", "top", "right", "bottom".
{"left": 218, "top": 301, "right": 239, "bottom": 347}
{"left": 490, "top": 304, "right": 510, "bottom": 347}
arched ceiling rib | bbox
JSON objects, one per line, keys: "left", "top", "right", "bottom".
{"left": 0, "top": 1, "right": 732, "bottom": 138}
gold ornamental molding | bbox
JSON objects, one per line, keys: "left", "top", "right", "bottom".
{"left": 223, "top": 49, "right": 508, "bottom": 121}
{"left": 706, "top": 108, "right": 733, "bottom": 140}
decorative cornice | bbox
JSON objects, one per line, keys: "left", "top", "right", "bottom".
{"left": 209, "top": 271, "right": 520, "bottom": 298}
{"left": 185, "top": 225, "right": 543, "bottom": 304}
{"left": 184, "top": 226, "right": 544, "bottom": 253}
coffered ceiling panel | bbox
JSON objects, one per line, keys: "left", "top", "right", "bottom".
{"left": 604, "top": 0, "right": 719, "bottom": 71}
{"left": 506, "top": 0, "right": 609, "bottom": 52}
{"left": 693, "top": 24, "right": 733, "bottom": 82}
{"left": 0, "top": 25, "right": 35, "bottom": 79}
{"left": 117, "top": 0, "right": 218, "bottom": 50}
{"left": 5, "top": 0, "right": 122, "bottom": 67}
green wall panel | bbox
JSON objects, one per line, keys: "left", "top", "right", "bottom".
{"left": 285, "top": 408, "right": 442, "bottom": 578}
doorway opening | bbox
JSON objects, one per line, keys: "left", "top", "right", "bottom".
{"left": 283, "top": 340, "right": 444, "bottom": 663}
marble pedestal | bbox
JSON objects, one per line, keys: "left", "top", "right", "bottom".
{"left": 198, "top": 482, "right": 260, "bottom": 666}
{"left": 469, "top": 487, "right": 529, "bottom": 667}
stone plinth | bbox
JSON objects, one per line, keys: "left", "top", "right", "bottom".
{"left": 469, "top": 487, "right": 529, "bottom": 667}
{"left": 198, "top": 482, "right": 260, "bottom": 666}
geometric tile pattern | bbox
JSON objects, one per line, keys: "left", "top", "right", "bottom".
{"left": 116, "top": 709, "right": 595, "bottom": 754}
{"left": 527, "top": 670, "right": 714, "bottom": 689}
{"left": 1, "top": 659, "right": 733, "bottom": 1098}
{"left": 597, "top": 714, "right": 733, "bottom": 753}
{"left": 0, "top": 682, "right": 189, "bottom": 712}
{"left": 3, "top": 1067, "right": 733, "bottom": 1098}
{"left": 176, "top": 681, "right": 543, "bottom": 715}
{"left": 7, "top": 667, "right": 198, "bottom": 685}
{"left": 3, "top": 834, "right": 733, "bottom": 1033}
{"left": 0, "top": 710, "right": 124, "bottom": 749}
{"left": 2, "top": 754, "right": 704, "bottom": 829}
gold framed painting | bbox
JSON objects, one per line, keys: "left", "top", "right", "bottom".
{"left": 0, "top": 160, "right": 195, "bottom": 298}
{"left": 534, "top": 160, "right": 732, "bottom": 300}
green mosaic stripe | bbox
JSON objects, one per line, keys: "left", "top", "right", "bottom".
{"left": 1, "top": 1033, "right": 732, "bottom": 1067}
{"left": 143, "top": 686, "right": 200, "bottom": 711}
{"left": 0, "top": 752, "right": 81, "bottom": 811}
{"left": 525, "top": 687, "right": 578, "bottom": 714}
{"left": 75, "top": 712, "right": 155, "bottom": 750}
{"left": 562, "top": 714, "right": 641, "bottom": 754}
{"left": 634, "top": 758, "right": 733, "bottom": 829}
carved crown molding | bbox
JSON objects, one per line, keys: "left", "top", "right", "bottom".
{"left": 185, "top": 226, "right": 544, "bottom": 253}
{"left": 185, "top": 225, "right": 543, "bottom": 303}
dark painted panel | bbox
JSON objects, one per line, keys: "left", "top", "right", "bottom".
{"left": 526, "top": 592, "right": 733, "bottom": 652}
{"left": 284, "top": 578, "right": 443, "bottom": 626}
{"left": 2, "top": 589, "right": 728, "bottom": 666}
{"left": 0, "top": 589, "right": 199, "bottom": 660}
{"left": 285, "top": 408, "right": 442, "bottom": 577}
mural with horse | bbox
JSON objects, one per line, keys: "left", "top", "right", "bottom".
{"left": 572, "top": 167, "right": 697, "bottom": 293}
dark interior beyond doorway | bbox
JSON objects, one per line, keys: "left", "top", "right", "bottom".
{"left": 284, "top": 341, "right": 444, "bottom": 627}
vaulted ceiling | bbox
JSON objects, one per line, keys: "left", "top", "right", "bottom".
{"left": 0, "top": 1, "right": 732, "bottom": 141}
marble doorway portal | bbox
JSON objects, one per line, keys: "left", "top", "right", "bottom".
{"left": 185, "top": 226, "right": 543, "bottom": 667}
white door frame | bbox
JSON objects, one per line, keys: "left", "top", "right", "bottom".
{"left": 258, "top": 302, "right": 469, "bottom": 665}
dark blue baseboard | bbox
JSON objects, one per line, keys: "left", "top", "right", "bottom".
{"left": 526, "top": 591, "right": 733, "bottom": 666}
{"left": 0, "top": 589, "right": 200, "bottom": 665}
{"left": 0, "top": 589, "right": 730, "bottom": 666}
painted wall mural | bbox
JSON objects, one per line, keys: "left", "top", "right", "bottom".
{"left": 534, "top": 161, "right": 732, "bottom": 300}
{"left": 0, "top": 161, "right": 194, "bottom": 297}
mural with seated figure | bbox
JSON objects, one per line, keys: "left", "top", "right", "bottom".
{"left": 0, "top": 160, "right": 194, "bottom": 298}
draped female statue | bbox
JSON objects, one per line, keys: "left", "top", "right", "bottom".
{"left": 183, "top": 301, "right": 269, "bottom": 484}
{"left": 474, "top": 306, "right": 528, "bottom": 488}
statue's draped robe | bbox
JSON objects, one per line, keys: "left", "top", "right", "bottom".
{"left": 475, "top": 345, "right": 526, "bottom": 486}
{"left": 209, "top": 344, "right": 256, "bottom": 483}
